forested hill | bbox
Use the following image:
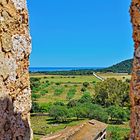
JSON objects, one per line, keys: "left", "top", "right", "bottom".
{"left": 30, "top": 59, "right": 133, "bottom": 75}
{"left": 97, "top": 59, "right": 133, "bottom": 73}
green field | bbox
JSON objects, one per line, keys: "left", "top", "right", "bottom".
{"left": 30, "top": 74, "right": 100, "bottom": 83}
{"left": 30, "top": 73, "right": 130, "bottom": 140}
{"left": 31, "top": 74, "right": 100, "bottom": 104}
{"left": 107, "top": 123, "right": 130, "bottom": 140}
{"left": 98, "top": 72, "right": 131, "bottom": 81}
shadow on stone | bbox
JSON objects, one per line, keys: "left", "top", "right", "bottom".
{"left": 0, "top": 95, "right": 31, "bottom": 140}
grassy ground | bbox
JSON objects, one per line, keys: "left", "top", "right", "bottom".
{"left": 31, "top": 73, "right": 131, "bottom": 104}
{"left": 98, "top": 72, "right": 131, "bottom": 81}
{"left": 107, "top": 122, "right": 130, "bottom": 140}
{"left": 31, "top": 75, "right": 99, "bottom": 104}
{"left": 30, "top": 74, "right": 100, "bottom": 83}
{"left": 31, "top": 116, "right": 86, "bottom": 140}
{"left": 30, "top": 72, "right": 131, "bottom": 82}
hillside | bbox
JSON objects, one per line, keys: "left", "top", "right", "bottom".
{"left": 30, "top": 59, "right": 133, "bottom": 75}
{"left": 97, "top": 59, "right": 133, "bottom": 74}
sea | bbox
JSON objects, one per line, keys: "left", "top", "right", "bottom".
{"left": 29, "top": 67, "right": 104, "bottom": 72}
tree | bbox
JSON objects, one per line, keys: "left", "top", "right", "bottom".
{"left": 107, "top": 106, "right": 128, "bottom": 124}
{"left": 73, "top": 104, "right": 87, "bottom": 120}
{"left": 49, "top": 105, "right": 69, "bottom": 122}
{"left": 88, "top": 104, "right": 109, "bottom": 123}
{"left": 94, "top": 78, "right": 129, "bottom": 107}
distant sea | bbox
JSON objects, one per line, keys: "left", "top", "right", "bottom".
{"left": 29, "top": 67, "right": 104, "bottom": 72}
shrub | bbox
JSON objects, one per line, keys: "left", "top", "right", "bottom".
{"left": 32, "top": 93, "right": 41, "bottom": 100}
{"left": 40, "top": 102, "right": 53, "bottom": 112}
{"left": 30, "top": 77, "right": 41, "bottom": 82}
{"left": 66, "top": 88, "right": 76, "bottom": 100}
{"left": 30, "top": 81, "right": 40, "bottom": 90}
{"left": 54, "top": 87, "right": 64, "bottom": 96}
{"left": 78, "top": 93, "right": 92, "bottom": 103}
{"left": 109, "top": 131, "right": 122, "bottom": 140}
{"left": 40, "top": 90, "right": 48, "bottom": 96}
{"left": 66, "top": 92, "right": 75, "bottom": 100}
{"left": 55, "top": 82, "right": 61, "bottom": 86}
{"left": 83, "top": 91, "right": 91, "bottom": 95}
{"left": 54, "top": 101, "right": 65, "bottom": 106}
{"left": 125, "top": 79, "right": 130, "bottom": 83}
{"left": 67, "top": 100, "right": 77, "bottom": 108}
{"left": 81, "top": 87, "right": 86, "bottom": 92}
{"left": 83, "top": 82, "right": 90, "bottom": 87}
{"left": 31, "top": 102, "right": 41, "bottom": 113}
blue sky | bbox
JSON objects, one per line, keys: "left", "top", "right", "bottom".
{"left": 28, "top": 0, "right": 133, "bottom": 67}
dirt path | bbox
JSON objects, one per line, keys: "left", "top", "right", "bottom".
{"left": 93, "top": 72, "right": 104, "bottom": 81}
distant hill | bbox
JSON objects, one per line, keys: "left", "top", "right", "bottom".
{"left": 30, "top": 59, "right": 133, "bottom": 75}
{"left": 97, "top": 59, "right": 133, "bottom": 74}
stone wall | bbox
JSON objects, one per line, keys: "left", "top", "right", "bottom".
{"left": 0, "top": 0, "right": 32, "bottom": 139}
{"left": 130, "top": 0, "right": 140, "bottom": 139}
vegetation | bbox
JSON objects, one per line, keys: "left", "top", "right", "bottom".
{"left": 31, "top": 115, "right": 86, "bottom": 139}
{"left": 66, "top": 88, "right": 76, "bottom": 100}
{"left": 107, "top": 106, "right": 129, "bottom": 124}
{"left": 30, "top": 59, "right": 133, "bottom": 75}
{"left": 94, "top": 78, "right": 130, "bottom": 107}
{"left": 97, "top": 59, "right": 133, "bottom": 74}
{"left": 30, "top": 74, "right": 131, "bottom": 139}
{"left": 107, "top": 123, "right": 130, "bottom": 140}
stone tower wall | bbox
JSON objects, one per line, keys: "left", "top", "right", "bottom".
{"left": 0, "top": 0, "right": 32, "bottom": 139}
{"left": 130, "top": 0, "right": 140, "bottom": 139}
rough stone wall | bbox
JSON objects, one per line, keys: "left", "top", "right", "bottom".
{"left": 130, "top": 0, "right": 140, "bottom": 139}
{"left": 0, "top": 0, "right": 32, "bottom": 139}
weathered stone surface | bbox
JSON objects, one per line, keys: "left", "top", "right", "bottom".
{"left": 130, "top": 0, "right": 140, "bottom": 139}
{"left": 0, "top": 0, "right": 32, "bottom": 139}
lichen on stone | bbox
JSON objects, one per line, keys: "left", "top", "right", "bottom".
{"left": 13, "top": 88, "right": 31, "bottom": 113}
{"left": 11, "top": 0, "right": 27, "bottom": 10}
{"left": 0, "top": 16, "right": 4, "bottom": 22}
{"left": 12, "top": 34, "right": 31, "bottom": 60}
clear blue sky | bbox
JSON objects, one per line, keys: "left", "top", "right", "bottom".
{"left": 28, "top": 0, "right": 133, "bottom": 67}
